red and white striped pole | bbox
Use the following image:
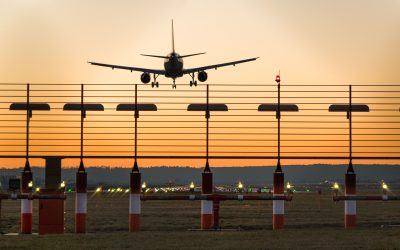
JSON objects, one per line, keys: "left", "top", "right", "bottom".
{"left": 201, "top": 163, "right": 213, "bottom": 230}
{"left": 129, "top": 162, "right": 141, "bottom": 232}
{"left": 21, "top": 84, "right": 32, "bottom": 234}
{"left": 345, "top": 86, "right": 356, "bottom": 228}
{"left": 273, "top": 163, "right": 284, "bottom": 230}
{"left": 272, "top": 73, "right": 284, "bottom": 230}
{"left": 21, "top": 161, "right": 33, "bottom": 234}
{"left": 201, "top": 85, "right": 213, "bottom": 230}
{"left": 345, "top": 163, "right": 356, "bottom": 228}
{"left": 75, "top": 161, "right": 87, "bottom": 233}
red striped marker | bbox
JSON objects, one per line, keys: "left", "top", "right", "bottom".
{"left": 75, "top": 167, "right": 87, "bottom": 233}
{"left": 273, "top": 169, "right": 284, "bottom": 230}
{"left": 21, "top": 170, "right": 33, "bottom": 234}
{"left": 129, "top": 169, "right": 141, "bottom": 232}
{"left": 201, "top": 170, "right": 213, "bottom": 230}
{"left": 345, "top": 170, "right": 356, "bottom": 228}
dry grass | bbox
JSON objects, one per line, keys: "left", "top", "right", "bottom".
{"left": 1, "top": 191, "right": 400, "bottom": 249}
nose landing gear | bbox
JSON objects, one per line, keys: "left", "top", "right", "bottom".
{"left": 172, "top": 79, "right": 177, "bottom": 89}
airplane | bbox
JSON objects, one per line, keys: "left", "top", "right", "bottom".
{"left": 88, "top": 21, "right": 259, "bottom": 89}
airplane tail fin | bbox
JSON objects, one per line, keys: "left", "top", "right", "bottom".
{"left": 178, "top": 52, "right": 206, "bottom": 58}
{"left": 172, "top": 19, "right": 175, "bottom": 53}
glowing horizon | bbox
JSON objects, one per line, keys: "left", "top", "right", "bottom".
{"left": 0, "top": 1, "right": 399, "bottom": 168}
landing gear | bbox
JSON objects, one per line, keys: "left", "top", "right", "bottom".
{"left": 151, "top": 73, "right": 159, "bottom": 88}
{"left": 189, "top": 73, "right": 197, "bottom": 87}
{"left": 172, "top": 79, "right": 176, "bottom": 89}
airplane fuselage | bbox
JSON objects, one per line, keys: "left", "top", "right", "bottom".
{"left": 164, "top": 52, "right": 184, "bottom": 79}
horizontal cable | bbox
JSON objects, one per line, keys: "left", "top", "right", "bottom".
{"left": 0, "top": 151, "right": 398, "bottom": 154}
{"left": 0, "top": 155, "right": 397, "bottom": 159}
{"left": 2, "top": 120, "right": 399, "bottom": 124}
{"left": 0, "top": 132, "right": 399, "bottom": 135}
{"left": 2, "top": 145, "right": 398, "bottom": 148}
{"left": 1, "top": 138, "right": 400, "bottom": 142}
{"left": 2, "top": 126, "right": 397, "bottom": 130}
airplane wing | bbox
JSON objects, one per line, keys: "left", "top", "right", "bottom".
{"left": 88, "top": 61, "right": 165, "bottom": 75}
{"left": 182, "top": 57, "right": 259, "bottom": 74}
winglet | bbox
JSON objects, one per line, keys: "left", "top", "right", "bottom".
{"left": 172, "top": 19, "right": 175, "bottom": 53}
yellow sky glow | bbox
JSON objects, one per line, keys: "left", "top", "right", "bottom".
{"left": 0, "top": 0, "right": 399, "bottom": 168}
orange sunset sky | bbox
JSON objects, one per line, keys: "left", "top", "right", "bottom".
{"left": 0, "top": 0, "right": 399, "bottom": 168}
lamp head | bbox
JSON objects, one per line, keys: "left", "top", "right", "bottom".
{"left": 382, "top": 181, "right": 388, "bottom": 190}
{"left": 333, "top": 182, "right": 339, "bottom": 190}
{"left": 275, "top": 74, "right": 280, "bottom": 83}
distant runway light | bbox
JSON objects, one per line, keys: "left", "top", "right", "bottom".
{"left": 189, "top": 181, "right": 195, "bottom": 194}
{"left": 382, "top": 181, "right": 388, "bottom": 191}
{"left": 141, "top": 182, "right": 147, "bottom": 193}
{"left": 332, "top": 182, "right": 339, "bottom": 197}
{"left": 238, "top": 181, "right": 243, "bottom": 193}
{"left": 333, "top": 182, "right": 339, "bottom": 190}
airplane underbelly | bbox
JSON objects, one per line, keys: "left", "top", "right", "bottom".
{"left": 165, "top": 61, "right": 183, "bottom": 78}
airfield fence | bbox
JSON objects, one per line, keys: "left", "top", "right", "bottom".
{"left": 0, "top": 82, "right": 398, "bottom": 161}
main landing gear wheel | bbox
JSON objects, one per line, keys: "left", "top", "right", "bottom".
{"left": 189, "top": 73, "right": 198, "bottom": 87}
{"left": 151, "top": 73, "right": 159, "bottom": 88}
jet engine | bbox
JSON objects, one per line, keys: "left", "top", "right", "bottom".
{"left": 141, "top": 72, "right": 151, "bottom": 83}
{"left": 198, "top": 71, "right": 208, "bottom": 82}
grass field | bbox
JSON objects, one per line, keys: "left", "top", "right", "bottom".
{"left": 1, "top": 191, "right": 400, "bottom": 249}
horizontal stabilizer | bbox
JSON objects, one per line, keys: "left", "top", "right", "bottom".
{"left": 179, "top": 52, "right": 206, "bottom": 58}
{"left": 140, "top": 54, "right": 169, "bottom": 59}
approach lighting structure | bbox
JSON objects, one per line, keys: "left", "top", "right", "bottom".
{"left": 189, "top": 182, "right": 195, "bottom": 193}
{"left": 237, "top": 181, "right": 243, "bottom": 193}
{"left": 141, "top": 182, "right": 147, "bottom": 193}
{"left": 332, "top": 182, "right": 339, "bottom": 197}
{"left": 382, "top": 181, "right": 388, "bottom": 191}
